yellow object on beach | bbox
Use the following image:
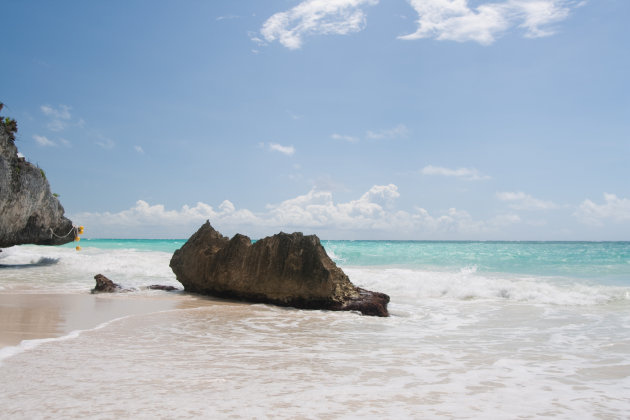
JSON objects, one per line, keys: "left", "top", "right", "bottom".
{"left": 78, "top": 226, "right": 84, "bottom": 234}
{"left": 75, "top": 246, "right": 81, "bottom": 251}
{"left": 75, "top": 237, "right": 80, "bottom": 242}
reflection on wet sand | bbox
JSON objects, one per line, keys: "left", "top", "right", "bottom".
{"left": 0, "top": 293, "right": 217, "bottom": 347}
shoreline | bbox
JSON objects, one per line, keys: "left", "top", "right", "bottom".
{"left": 0, "top": 292, "right": 212, "bottom": 349}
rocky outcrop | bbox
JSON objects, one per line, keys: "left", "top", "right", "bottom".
{"left": 0, "top": 120, "right": 76, "bottom": 248}
{"left": 91, "top": 274, "right": 181, "bottom": 293}
{"left": 92, "top": 274, "right": 124, "bottom": 293}
{"left": 170, "top": 222, "right": 390, "bottom": 316}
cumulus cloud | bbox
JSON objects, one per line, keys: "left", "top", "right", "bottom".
{"left": 134, "top": 145, "right": 145, "bottom": 154}
{"left": 366, "top": 124, "right": 409, "bottom": 140}
{"left": 74, "top": 200, "right": 259, "bottom": 238}
{"left": 400, "top": 0, "right": 579, "bottom": 45}
{"left": 33, "top": 134, "right": 56, "bottom": 147}
{"left": 268, "top": 143, "right": 296, "bottom": 156}
{"left": 422, "top": 165, "right": 491, "bottom": 181}
{"left": 258, "top": 0, "right": 379, "bottom": 49}
{"left": 496, "top": 191, "right": 558, "bottom": 210}
{"left": 74, "top": 184, "right": 524, "bottom": 239}
{"left": 575, "top": 193, "right": 630, "bottom": 226}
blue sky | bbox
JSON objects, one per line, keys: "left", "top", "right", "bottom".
{"left": 1, "top": 0, "right": 629, "bottom": 240}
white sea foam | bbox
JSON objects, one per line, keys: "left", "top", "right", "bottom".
{"left": 0, "top": 245, "right": 180, "bottom": 292}
{"left": 344, "top": 266, "right": 629, "bottom": 306}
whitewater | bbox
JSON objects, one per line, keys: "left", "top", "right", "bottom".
{"left": 1, "top": 240, "right": 629, "bottom": 418}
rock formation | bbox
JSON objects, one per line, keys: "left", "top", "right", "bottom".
{"left": 92, "top": 274, "right": 124, "bottom": 293}
{"left": 170, "top": 222, "right": 390, "bottom": 316}
{"left": 0, "top": 114, "right": 76, "bottom": 248}
{"left": 91, "top": 274, "right": 181, "bottom": 293}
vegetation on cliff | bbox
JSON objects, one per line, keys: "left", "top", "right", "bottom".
{"left": 0, "top": 105, "right": 76, "bottom": 248}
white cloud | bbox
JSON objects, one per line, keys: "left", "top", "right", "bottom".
{"left": 575, "top": 193, "right": 630, "bottom": 226}
{"left": 422, "top": 165, "right": 491, "bottom": 181}
{"left": 41, "top": 104, "right": 72, "bottom": 131}
{"left": 496, "top": 191, "right": 558, "bottom": 210}
{"left": 216, "top": 15, "right": 241, "bottom": 21}
{"left": 400, "top": 0, "right": 579, "bottom": 45}
{"left": 96, "top": 138, "right": 115, "bottom": 150}
{"left": 268, "top": 143, "right": 295, "bottom": 156}
{"left": 259, "top": 0, "right": 379, "bottom": 49}
{"left": 286, "top": 110, "right": 303, "bottom": 120}
{"left": 74, "top": 184, "right": 524, "bottom": 239}
{"left": 74, "top": 200, "right": 260, "bottom": 238}
{"left": 41, "top": 104, "right": 71, "bottom": 120}
{"left": 33, "top": 134, "right": 56, "bottom": 147}
{"left": 366, "top": 124, "right": 409, "bottom": 140}
{"left": 134, "top": 145, "right": 144, "bottom": 154}
{"left": 331, "top": 133, "right": 360, "bottom": 143}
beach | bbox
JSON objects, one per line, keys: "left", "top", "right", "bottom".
{"left": 1, "top": 241, "right": 629, "bottom": 418}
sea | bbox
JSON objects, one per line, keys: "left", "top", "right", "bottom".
{"left": 1, "top": 239, "right": 629, "bottom": 419}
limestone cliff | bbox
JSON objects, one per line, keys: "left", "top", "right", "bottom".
{"left": 0, "top": 118, "right": 76, "bottom": 248}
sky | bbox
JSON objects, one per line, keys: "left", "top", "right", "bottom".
{"left": 1, "top": 0, "right": 629, "bottom": 240}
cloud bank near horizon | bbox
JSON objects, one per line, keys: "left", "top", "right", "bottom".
{"left": 72, "top": 185, "right": 629, "bottom": 240}
{"left": 70, "top": 184, "right": 542, "bottom": 240}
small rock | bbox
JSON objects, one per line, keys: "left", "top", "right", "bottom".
{"left": 91, "top": 274, "right": 123, "bottom": 293}
{"left": 146, "top": 285, "right": 180, "bottom": 291}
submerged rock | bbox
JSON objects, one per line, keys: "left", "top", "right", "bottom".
{"left": 0, "top": 118, "right": 76, "bottom": 248}
{"left": 146, "top": 284, "right": 180, "bottom": 291}
{"left": 169, "top": 221, "right": 390, "bottom": 316}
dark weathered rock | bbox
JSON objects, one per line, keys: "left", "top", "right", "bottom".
{"left": 146, "top": 284, "right": 180, "bottom": 291}
{"left": 92, "top": 274, "right": 123, "bottom": 293}
{"left": 169, "top": 221, "right": 390, "bottom": 316}
{"left": 0, "top": 122, "right": 76, "bottom": 248}
{"left": 91, "top": 274, "right": 179, "bottom": 293}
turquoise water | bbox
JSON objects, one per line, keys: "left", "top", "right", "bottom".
{"left": 324, "top": 240, "right": 630, "bottom": 284}
{"left": 62, "top": 238, "right": 187, "bottom": 253}
{"left": 64, "top": 239, "right": 630, "bottom": 285}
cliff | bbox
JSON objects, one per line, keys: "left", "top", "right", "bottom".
{"left": 0, "top": 115, "right": 76, "bottom": 248}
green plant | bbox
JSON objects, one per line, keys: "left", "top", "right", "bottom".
{"left": 39, "top": 168, "right": 46, "bottom": 180}
{"left": 53, "top": 193, "right": 59, "bottom": 198}
{"left": 0, "top": 103, "right": 18, "bottom": 141}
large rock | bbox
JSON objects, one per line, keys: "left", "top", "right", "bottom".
{"left": 0, "top": 120, "right": 76, "bottom": 248}
{"left": 170, "top": 221, "right": 389, "bottom": 316}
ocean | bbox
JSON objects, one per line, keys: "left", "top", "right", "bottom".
{"left": 1, "top": 239, "right": 629, "bottom": 418}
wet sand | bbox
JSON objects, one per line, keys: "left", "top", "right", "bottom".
{"left": 0, "top": 292, "right": 212, "bottom": 348}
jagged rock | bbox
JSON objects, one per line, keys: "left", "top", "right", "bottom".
{"left": 92, "top": 274, "right": 123, "bottom": 293}
{"left": 169, "top": 221, "right": 390, "bottom": 317}
{"left": 91, "top": 274, "right": 179, "bottom": 293}
{"left": 0, "top": 122, "right": 76, "bottom": 248}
